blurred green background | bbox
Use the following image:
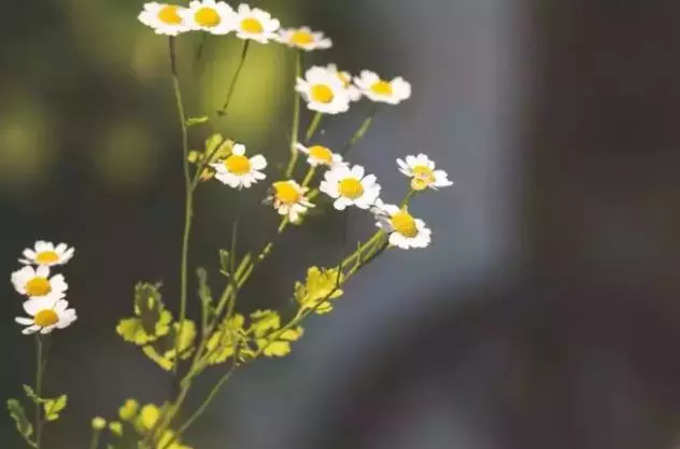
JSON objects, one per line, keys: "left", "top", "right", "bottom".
{"left": 3, "top": 1, "right": 680, "bottom": 448}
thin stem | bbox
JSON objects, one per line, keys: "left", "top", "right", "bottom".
{"left": 169, "top": 36, "right": 193, "bottom": 377}
{"left": 176, "top": 366, "right": 236, "bottom": 438}
{"left": 34, "top": 335, "right": 45, "bottom": 449}
{"left": 305, "top": 112, "right": 323, "bottom": 143}
{"left": 301, "top": 166, "right": 316, "bottom": 187}
{"left": 218, "top": 40, "right": 250, "bottom": 116}
{"left": 341, "top": 104, "right": 378, "bottom": 156}
{"left": 88, "top": 429, "right": 101, "bottom": 449}
{"left": 285, "top": 50, "right": 302, "bottom": 178}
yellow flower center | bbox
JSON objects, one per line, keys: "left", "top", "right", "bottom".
{"left": 241, "top": 17, "right": 263, "bottom": 33}
{"left": 25, "top": 277, "right": 51, "bottom": 297}
{"left": 224, "top": 155, "right": 251, "bottom": 175}
{"left": 291, "top": 30, "right": 314, "bottom": 45}
{"left": 157, "top": 5, "right": 182, "bottom": 24}
{"left": 34, "top": 309, "right": 59, "bottom": 327}
{"left": 308, "top": 145, "right": 333, "bottom": 164}
{"left": 273, "top": 182, "right": 301, "bottom": 204}
{"left": 310, "top": 84, "right": 334, "bottom": 104}
{"left": 195, "top": 7, "right": 220, "bottom": 27}
{"left": 390, "top": 210, "right": 418, "bottom": 238}
{"left": 36, "top": 251, "right": 59, "bottom": 264}
{"left": 411, "top": 165, "right": 435, "bottom": 191}
{"left": 338, "top": 178, "right": 364, "bottom": 199}
{"left": 371, "top": 80, "right": 393, "bottom": 96}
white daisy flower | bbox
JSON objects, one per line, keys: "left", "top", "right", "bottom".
{"left": 15, "top": 299, "right": 77, "bottom": 335}
{"left": 210, "top": 143, "right": 267, "bottom": 189}
{"left": 319, "top": 164, "right": 381, "bottom": 211}
{"left": 372, "top": 200, "right": 431, "bottom": 249}
{"left": 354, "top": 70, "right": 411, "bottom": 105}
{"left": 277, "top": 27, "right": 332, "bottom": 51}
{"left": 138, "top": 2, "right": 191, "bottom": 36}
{"left": 396, "top": 154, "right": 453, "bottom": 191}
{"left": 183, "top": 0, "right": 235, "bottom": 35}
{"left": 11, "top": 265, "right": 68, "bottom": 301}
{"left": 296, "top": 66, "right": 351, "bottom": 115}
{"left": 20, "top": 241, "right": 75, "bottom": 267}
{"left": 266, "top": 180, "right": 315, "bottom": 222}
{"left": 325, "top": 64, "right": 361, "bottom": 102}
{"left": 295, "top": 143, "right": 344, "bottom": 168}
{"left": 231, "top": 4, "right": 280, "bottom": 43}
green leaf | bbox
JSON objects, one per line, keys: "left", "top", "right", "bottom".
{"left": 294, "top": 266, "right": 344, "bottom": 315}
{"left": 205, "top": 314, "right": 245, "bottom": 365}
{"left": 7, "top": 399, "right": 33, "bottom": 440}
{"left": 133, "top": 283, "right": 166, "bottom": 336}
{"left": 43, "top": 395, "right": 67, "bottom": 421}
{"left": 257, "top": 327, "right": 304, "bottom": 357}
{"left": 185, "top": 115, "right": 209, "bottom": 127}
{"left": 218, "top": 249, "right": 230, "bottom": 276}
{"left": 196, "top": 267, "right": 212, "bottom": 306}
{"left": 249, "top": 310, "right": 280, "bottom": 338}
{"left": 22, "top": 385, "right": 42, "bottom": 404}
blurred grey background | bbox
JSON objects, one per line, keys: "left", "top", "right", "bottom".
{"left": 2, "top": 0, "right": 680, "bottom": 448}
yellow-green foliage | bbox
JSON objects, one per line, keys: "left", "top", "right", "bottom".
{"left": 116, "top": 283, "right": 197, "bottom": 370}
{"left": 294, "top": 266, "right": 344, "bottom": 314}
{"left": 205, "top": 313, "right": 246, "bottom": 365}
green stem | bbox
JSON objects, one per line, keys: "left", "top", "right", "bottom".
{"left": 218, "top": 40, "right": 250, "bottom": 116}
{"left": 34, "top": 335, "right": 45, "bottom": 449}
{"left": 285, "top": 50, "right": 302, "bottom": 178}
{"left": 169, "top": 36, "right": 193, "bottom": 377}
{"left": 301, "top": 166, "right": 316, "bottom": 188}
{"left": 341, "top": 105, "right": 378, "bottom": 156}
{"left": 305, "top": 112, "right": 323, "bottom": 143}
{"left": 88, "top": 429, "right": 101, "bottom": 449}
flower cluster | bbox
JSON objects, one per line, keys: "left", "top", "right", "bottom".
{"left": 11, "top": 241, "right": 77, "bottom": 335}
{"left": 138, "top": 1, "right": 412, "bottom": 113}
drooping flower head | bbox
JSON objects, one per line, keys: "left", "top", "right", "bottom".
{"left": 372, "top": 200, "right": 431, "bottom": 249}
{"left": 296, "top": 66, "right": 351, "bottom": 115}
{"left": 210, "top": 143, "right": 267, "bottom": 189}
{"left": 354, "top": 70, "right": 411, "bottom": 105}
{"left": 277, "top": 27, "right": 332, "bottom": 51}
{"left": 325, "top": 64, "right": 361, "bottom": 102}
{"left": 232, "top": 4, "right": 280, "bottom": 43}
{"left": 11, "top": 265, "right": 68, "bottom": 301}
{"left": 138, "top": 2, "right": 191, "bottom": 36}
{"left": 320, "top": 164, "right": 381, "bottom": 211}
{"left": 295, "top": 143, "right": 344, "bottom": 168}
{"left": 396, "top": 154, "right": 453, "bottom": 191}
{"left": 266, "top": 180, "right": 315, "bottom": 222}
{"left": 15, "top": 299, "right": 77, "bottom": 335}
{"left": 184, "top": 0, "right": 235, "bottom": 35}
{"left": 20, "top": 241, "right": 75, "bottom": 267}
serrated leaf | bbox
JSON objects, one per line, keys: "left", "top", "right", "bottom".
{"left": 185, "top": 116, "right": 209, "bottom": 127}
{"left": 43, "top": 395, "right": 67, "bottom": 421}
{"left": 133, "top": 283, "right": 165, "bottom": 335}
{"left": 294, "top": 266, "right": 344, "bottom": 315}
{"left": 7, "top": 399, "right": 33, "bottom": 440}
{"left": 249, "top": 310, "right": 280, "bottom": 338}
{"left": 257, "top": 326, "right": 304, "bottom": 357}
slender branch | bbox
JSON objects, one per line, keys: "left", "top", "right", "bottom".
{"left": 218, "top": 40, "right": 250, "bottom": 116}
{"left": 34, "top": 335, "right": 45, "bottom": 449}
{"left": 285, "top": 50, "right": 302, "bottom": 178}
{"left": 88, "top": 429, "right": 101, "bottom": 449}
{"left": 304, "top": 112, "right": 323, "bottom": 143}
{"left": 169, "top": 36, "right": 194, "bottom": 377}
{"left": 341, "top": 104, "right": 378, "bottom": 156}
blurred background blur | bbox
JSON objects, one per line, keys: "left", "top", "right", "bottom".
{"left": 2, "top": 0, "right": 680, "bottom": 448}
